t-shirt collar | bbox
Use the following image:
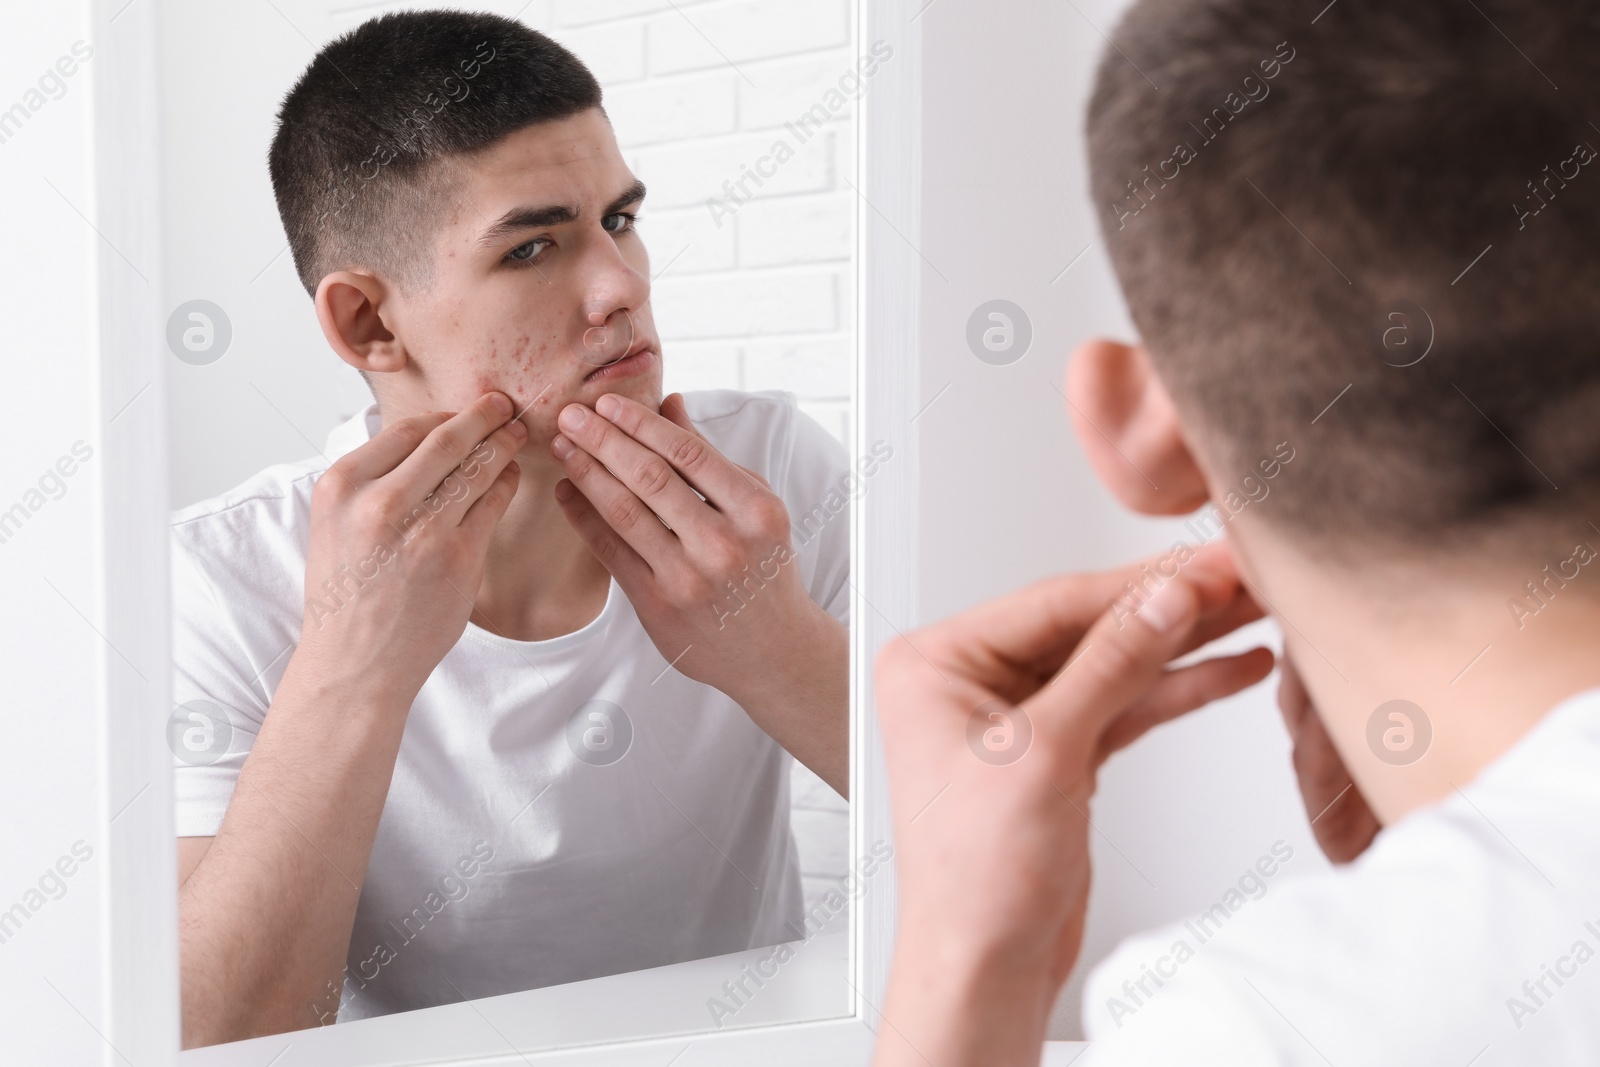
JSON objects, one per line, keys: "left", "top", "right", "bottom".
{"left": 324, "top": 402, "right": 382, "bottom": 462}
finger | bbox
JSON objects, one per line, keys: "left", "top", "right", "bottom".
{"left": 1168, "top": 539, "right": 1258, "bottom": 609}
{"left": 552, "top": 477, "right": 657, "bottom": 586}
{"left": 658, "top": 395, "right": 729, "bottom": 501}
{"left": 1096, "top": 647, "right": 1276, "bottom": 760}
{"left": 660, "top": 395, "right": 768, "bottom": 494}
{"left": 917, "top": 549, "right": 1251, "bottom": 693}
{"left": 1021, "top": 573, "right": 1205, "bottom": 746}
{"left": 918, "top": 570, "right": 1145, "bottom": 690}
{"left": 390, "top": 392, "right": 517, "bottom": 501}
{"left": 1177, "top": 586, "right": 1269, "bottom": 658}
{"left": 591, "top": 393, "right": 766, "bottom": 513}
{"left": 1277, "top": 653, "right": 1318, "bottom": 739}
{"left": 436, "top": 420, "right": 526, "bottom": 527}
{"left": 549, "top": 433, "right": 682, "bottom": 566}
{"left": 736, "top": 462, "right": 772, "bottom": 491}
{"left": 557, "top": 400, "right": 722, "bottom": 541}
{"left": 457, "top": 461, "right": 521, "bottom": 541}
{"left": 969, "top": 582, "right": 1267, "bottom": 710}
{"left": 326, "top": 411, "right": 452, "bottom": 486}
{"left": 1184, "top": 537, "right": 1241, "bottom": 582}
{"left": 659, "top": 392, "right": 708, "bottom": 440}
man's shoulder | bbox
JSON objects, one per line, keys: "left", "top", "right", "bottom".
{"left": 679, "top": 388, "right": 845, "bottom": 483}
{"left": 1082, "top": 689, "right": 1600, "bottom": 1058}
{"left": 679, "top": 388, "right": 797, "bottom": 439}
{"left": 170, "top": 406, "right": 371, "bottom": 545}
{"left": 169, "top": 455, "right": 324, "bottom": 570}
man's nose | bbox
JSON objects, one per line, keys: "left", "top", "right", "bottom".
{"left": 574, "top": 238, "right": 649, "bottom": 365}
{"left": 578, "top": 232, "right": 650, "bottom": 326}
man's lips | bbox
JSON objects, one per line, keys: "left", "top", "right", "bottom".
{"left": 582, "top": 338, "right": 655, "bottom": 381}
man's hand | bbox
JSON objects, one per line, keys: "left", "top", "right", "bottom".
{"left": 872, "top": 542, "right": 1274, "bottom": 1067}
{"left": 295, "top": 391, "right": 524, "bottom": 704}
{"left": 1278, "top": 655, "right": 1381, "bottom": 864}
{"left": 179, "top": 393, "right": 524, "bottom": 1047}
{"left": 550, "top": 391, "right": 847, "bottom": 793}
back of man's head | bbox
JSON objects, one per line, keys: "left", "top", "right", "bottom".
{"left": 1087, "top": 0, "right": 1600, "bottom": 560}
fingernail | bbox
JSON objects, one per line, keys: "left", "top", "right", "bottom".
{"left": 559, "top": 404, "right": 587, "bottom": 431}
{"left": 551, "top": 434, "right": 575, "bottom": 459}
{"left": 491, "top": 393, "right": 512, "bottom": 415}
{"left": 507, "top": 419, "right": 528, "bottom": 439}
{"left": 596, "top": 395, "right": 620, "bottom": 420}
{"left": 1141, "top": 580, "right": 1191, "bottom": 633}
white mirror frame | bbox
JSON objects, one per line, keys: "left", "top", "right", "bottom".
{"left": 55, "top": 0, "right": 924, "bottom": 1063}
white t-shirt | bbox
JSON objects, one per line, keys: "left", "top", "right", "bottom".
{"left": 169, "top": 389, "right": 852, "bottom": 1022}
{"left": 1080, "top": 686, "right": 1600, "bottom": 1066}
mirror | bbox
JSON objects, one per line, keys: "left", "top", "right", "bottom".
{"left": 159, "top": 0, "right": 872, "bottom": 1052}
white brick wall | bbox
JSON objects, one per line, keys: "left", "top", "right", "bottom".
{"left": 543, "top": 0, "right": 858, "bottom": 933}
{"left": 548, "top": 0, "right": 859, "bottom": 450}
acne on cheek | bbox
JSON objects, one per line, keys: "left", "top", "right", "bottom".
{"left": 472, "top": 339, "right": 559, "bottom": 431}
{"left": 513, "top": 334, "right": 561, "bottom": 388}
{"left": 462, "top": 327, "right": 564, "bottom": 429}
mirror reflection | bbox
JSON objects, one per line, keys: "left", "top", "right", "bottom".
{"left": 163, "top": 2, "right": 863, "bottom": 1047}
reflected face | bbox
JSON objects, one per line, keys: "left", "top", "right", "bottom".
{"left": 389, "top": 107, "right": 662, "bottom": 445}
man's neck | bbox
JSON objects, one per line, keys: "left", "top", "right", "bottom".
{"left": 469, "top": 441, "right": 612, "bottom": 642}
{"left": 1240, "top": 531, "right": 1600, "bottom": 825}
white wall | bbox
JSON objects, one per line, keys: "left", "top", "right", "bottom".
{"left": 0, "top": 6, "right": 108, "bottom": 1060}
{"left": 914, "top": 0, "right": 1331, "bottom": 1039}
{"left": 155, "top": 0, "right": 857, "bottom": 941}
{"left": 1, "top": 2, "right": 175, "bottom": 1064}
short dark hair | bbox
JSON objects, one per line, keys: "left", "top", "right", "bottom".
{"left": 269, "top": 10, "right": 602, "bottom": 297}
{"left": 1087, "top": 0, "right": 1600, "bottom": 556}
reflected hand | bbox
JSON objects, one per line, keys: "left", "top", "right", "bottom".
{"left": 295, "top": 392, "right": 524, "bottom": 703}
{"left": 1278, "top": 654, "right": 1381, "bottom": 864}
{"left": 550, "top": 392, "right": 846, "bottom": 790}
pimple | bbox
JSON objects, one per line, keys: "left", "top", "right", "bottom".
{"left": 508, "top": 333, "right": 534, "bottom": 365}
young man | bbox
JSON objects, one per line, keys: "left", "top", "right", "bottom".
{"left": 170, "top": 11, "right": 850, "bottom": 1046}
{"left": 874, "top": 1, "right": 1600, "bottom": 1064}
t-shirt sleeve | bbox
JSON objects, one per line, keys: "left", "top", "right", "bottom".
{"left": 778, "top": 402, "right": 852, "bottom": 627}
{"left": 169, "top": 527, "right": 271, "bottom": 837}
{"left": 1077, "top": 925, "right": 1286, "bottom": 1066}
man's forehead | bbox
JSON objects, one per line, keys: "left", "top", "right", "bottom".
{"left": 485, "top": 111, "right": 618, "bottom": 172}
{"left": 454, "top": 133, "right": 621, "bottom": 220}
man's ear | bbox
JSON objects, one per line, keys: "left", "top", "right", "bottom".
{"left": 1064, "top": 338, "right": 1211, "bottom": 515}
{"left": 314, "top": 270, "right": 408, "bottom": 374}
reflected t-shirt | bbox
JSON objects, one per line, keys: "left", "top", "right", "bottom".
{"left": 169, "top": 389, "right": 851, "bottom": 1021}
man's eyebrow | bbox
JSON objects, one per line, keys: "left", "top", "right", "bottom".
{"left": 476, "top": 179, "right": 648, "bottom": 249}
{"left": 604, "top": 179, "right": 647, "bottom": 216}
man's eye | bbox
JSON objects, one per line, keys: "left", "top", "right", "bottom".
{"left": 507, "top": 238, "right": 548, "bottom": 263}
{"left": 602, "top": 212, "right": 638, "bottom": 235}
